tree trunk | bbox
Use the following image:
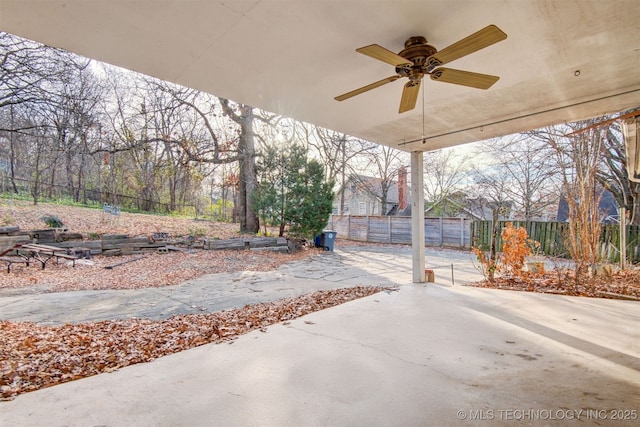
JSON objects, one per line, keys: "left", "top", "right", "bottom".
{"left": 238, "top": 107, "right": 259, "bottom": 233}
{"left": 8, "top": 105, "right": 19, "bottom": 194}
{"left": 9, "top": 134, "right": 19, "bottom": 194}
{"left": 220, "top": 100, "right": 259, "bottom": 234}
{"left": 630, "top": 185, "right": 640, "bottom": 225}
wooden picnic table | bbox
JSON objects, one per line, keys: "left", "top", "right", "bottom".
{"left": 15, "top": 243, "right": 79, "bottom": 269}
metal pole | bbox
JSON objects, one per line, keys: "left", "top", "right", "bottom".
{"left": 451, "top": 263, "right": 454, "bottom": 286}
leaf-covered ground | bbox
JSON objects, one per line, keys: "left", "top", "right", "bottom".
{"left": 0, "top": 250, "right": 317, "bottom": 293}
{"left": 471, "top": 268, "right": 640, "bottom": 300}
{"left": 3, "top": 202, "right": 380, "bottom": 400}
{"left": 0, "top": 200, "right": 317, "bottom": 292}
{"left": 0, "top": 200, "right": 243, "bottom": 238}
{"left": 0, "top": 286, "right": 386, "bottom": 400}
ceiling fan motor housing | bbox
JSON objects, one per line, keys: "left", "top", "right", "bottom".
{"left": 395, "top": 36, "right": 438, "bottom": 78}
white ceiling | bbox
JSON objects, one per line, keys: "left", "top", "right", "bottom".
{"left": 0, "top": 0, "right": 638, "bottom": 152}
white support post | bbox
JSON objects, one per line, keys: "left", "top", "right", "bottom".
{"left": 411, "top": 151, "right": 425, "bottom": 283}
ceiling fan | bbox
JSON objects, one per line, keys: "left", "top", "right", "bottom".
{"left": 335, "top": 25, "right": 507, "bottom": 113}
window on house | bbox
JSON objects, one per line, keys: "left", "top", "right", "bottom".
{"left": 359, "top": 202, "right": 366, "bottom": 214}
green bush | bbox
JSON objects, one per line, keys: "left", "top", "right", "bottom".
{"left": 252, "top": 143, "right": 334, "bottom": 239}
{"left": 41, "top": 214, "right": 64, "bottom": 228}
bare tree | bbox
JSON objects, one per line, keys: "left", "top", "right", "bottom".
{"left": 40, "top": 60, "right": 103, "bottom": 202}
{"left": 0, "top": 32, "right": 71, "bottom": 114}
{"left": 97, "top": 71, "right": 229, "bottom": 212}
{"left": 525, "top": 111, "right": 640, "bottom": 225}
{"left": 470, "top": 166, "right": 513, "bottom": 220}
{"left": 530, "top": 121, "right": 605, "bottom": 278}
{"left": 354, "top": 144, "right": 408, "bottom": 214}
{"left": 303, "top": 125, "right": 374, "bottom": 214}
{"left": 423, "top": 149, "right": 471, "bottom": 215}
{"left": 597, "top": 119, "right": 640, "bottom": 224}
{"left": 307, "top": 126, "right": 370, "bottom": 180}
{"left": 475, "top": 135, "right": 560, "bottom": 220}
{"left": 1, "top": 32, "right": 100, "bottom": 202}
{"left": 147, "top": 79, "right": 268, "bottom": 227}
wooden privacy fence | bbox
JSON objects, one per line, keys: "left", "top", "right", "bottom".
{"left": 471, "top": 220, "right": 640, "bottom": 263}
{"left": 327, "top": 215, "right": 471, "bottom": 249}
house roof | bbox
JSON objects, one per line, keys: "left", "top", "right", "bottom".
{"left": 556, "top": 189, "right": 619, "bottom": 223}
{"left": 425, "top": 196, "right": 491, "bottom": 220}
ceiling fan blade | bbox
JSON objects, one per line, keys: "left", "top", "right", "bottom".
{"left": 335, "top": 75, "right": 400, "bottom": 101}
{"left": 429, "top": 25, "right": 507, "bottom": 66}
{"left": 430, "top": 68, "right": 499, "bottom": 89}
{"left": 399, "top": 80, "right": 421, "bottom": 113}
{"left": 356, "top": 44, "right": 412, "bottom": 67}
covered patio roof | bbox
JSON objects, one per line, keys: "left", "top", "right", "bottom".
{"left": 1, "top": 0, "right": 638, "bottom": 283}
{"left": 0, "top": 0, "right": 638, "bottom": 152}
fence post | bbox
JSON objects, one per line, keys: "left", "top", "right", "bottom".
{"left": 620, "top": 207, "right": 627, "bottom": 270}
{"left": 388, "top": 215, "right": 392, "bottom": 243}
{"left": 366, "top": 215, "right": 370, "bottom": 241}
{"left": 460, "top": 218, "right": 465, "bottom": 248}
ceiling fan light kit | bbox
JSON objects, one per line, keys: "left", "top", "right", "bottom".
{"left": 335, "top": 25, "right": 507, "bottom": 113}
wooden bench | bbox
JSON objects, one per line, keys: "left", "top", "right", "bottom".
{"left": 0, "top": 256, "right": 29, "bottom": 273}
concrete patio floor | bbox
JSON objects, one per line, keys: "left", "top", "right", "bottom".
{"left": 1, "top": 246, "right": 639, "bottom": 426}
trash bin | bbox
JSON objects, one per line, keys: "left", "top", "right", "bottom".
{"left": 315, "top": 230, "right": 337, "bottom": 251}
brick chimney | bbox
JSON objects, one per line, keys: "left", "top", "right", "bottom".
{"left": 398, "top": 166, "right": 407, "bottom": 211}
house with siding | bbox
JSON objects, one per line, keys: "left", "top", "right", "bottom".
{"left": 334, "top": 167, "right": 410, "bottom": 216}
